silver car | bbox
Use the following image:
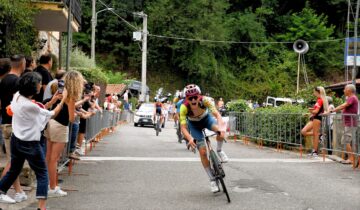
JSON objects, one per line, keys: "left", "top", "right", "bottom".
{"left": 134, "top": 103, "right": 155, "bottom": 127}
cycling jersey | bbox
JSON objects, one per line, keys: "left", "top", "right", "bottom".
{"left": 155, "top": 102, "right": 163, "bottom": 115}
{"left": 179, "top": 96, "right": 217, "bottom": 143}
{"left": 179, "top": 96, "right": 216, "bottom": 125}
{"left": 173, "top": 97, "right": 180, "bottom": 104}
{"left": 176, "top": 99, "right": 184, "bottom": 113}
{"left": 155, "top": 102, "right": 162, "bottom": 108}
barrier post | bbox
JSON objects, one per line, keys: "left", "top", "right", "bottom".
{"left": 68, "top": 159, "right": 73, "bottom": 176}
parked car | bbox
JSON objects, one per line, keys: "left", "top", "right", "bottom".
{"left": 265, "top": 96, "right": 292, "bottom": 107}
{"left": 134, "top": 103, "right": 155, "bottom": 127}
{"left": 265, "top": 96, "right": 304, "bottom": 107}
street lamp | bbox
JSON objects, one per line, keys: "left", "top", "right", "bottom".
{"left": 91, "top": 7, "right": 114, "bottom": 65}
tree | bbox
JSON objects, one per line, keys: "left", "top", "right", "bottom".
{"left": 0, "top": 0, "right": 38, "bottom": 57}
{"left": 277, "top": 7, "right": 343, "bottom": 76}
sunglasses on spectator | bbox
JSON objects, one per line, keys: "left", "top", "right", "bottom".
{"left": 188, "top": 96, "right": 198, "bottom": 101}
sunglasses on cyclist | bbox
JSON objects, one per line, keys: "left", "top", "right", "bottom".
{"left": 188, "top": 95, "right": 198, "bottom": 101}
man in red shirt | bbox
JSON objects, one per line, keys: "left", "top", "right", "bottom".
{"left": 330, "top": 84, "right": 359, "bottom": 165}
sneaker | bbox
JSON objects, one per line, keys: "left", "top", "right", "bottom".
{"left": 307, "top": 149, "right": 315, "bottom": 157}
{"left": 48, "top": 186, "right": 67, "bottom": 198}
{"left": 308, "top": 150, "right": 318, "bottom": 158}
{"left": 217, "top": 151, "right": 229, "bottom": 163}
{"left": 0, "top": 194, "right": 16, "bottom": 204}
{"left": 75, "top": 148, "right": 84, "bottom": 156}
{"left": 210, "top": 180, "right": 220, "bottom": 193}
{"left": 69, "top": 153, "right": 80, "bottom": 160}
{"left": 14, "top": 191, "right": 27, "bottom": 203}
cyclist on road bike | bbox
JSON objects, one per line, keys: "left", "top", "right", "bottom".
{"left": 173, "top": 90, "right": 185, "bottom": 128}
{"left": 154, "top": 98, "right": 165, "bottom": 131}
{"left": 180, "top": 84, "right": 229, "bottom": 193}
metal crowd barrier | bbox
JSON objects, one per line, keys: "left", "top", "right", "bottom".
{"left": 321, "top": 114, "right": 359, "bottom": 167}
{"left": 229, "top": 112, "right": 306, "bottom": 150}
{"left": 58, "top": 110, "right": 129, "bottom": 172}
{"left": 229, "top": 111, "right": 360, "bottom": 166}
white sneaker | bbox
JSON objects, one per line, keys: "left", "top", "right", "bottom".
{"left": 48, "top": 186, "right": 67, "bottom": 198}
{"left": 217, "top": 151, "right": 229, "bottom": 163}
{"left": 0, "top": 194, "right": 16, "bottom": 204}
{"left": 75, "top": 148, "right": 84, "bottom": 156}
{"left": 14, "top": 191, "right": 27, "bottom": 203}
{"left": 210, "top": 180, "right": 220, "bottom": 193}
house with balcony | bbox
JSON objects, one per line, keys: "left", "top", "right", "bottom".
{"left": 31, "top": 0, "right": 81, "bottom": 64}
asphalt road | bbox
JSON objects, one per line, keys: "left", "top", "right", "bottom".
{"left": 5, "top": 121, "right": 360, "bottom": 210}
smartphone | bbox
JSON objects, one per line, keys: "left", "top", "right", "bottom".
{"left": 58, "top": 79, "right": 65, "bottom": 94}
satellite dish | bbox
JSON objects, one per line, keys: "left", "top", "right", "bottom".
{"left": 293, "top": 40, "right": 309, "bottom": 54}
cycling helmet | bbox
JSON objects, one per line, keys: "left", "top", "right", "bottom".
{"left": 184, "top": 84, "right": 201, "bottom": 97}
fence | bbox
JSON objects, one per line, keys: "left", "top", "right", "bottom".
{"left": 228, "top": 112, "right": 360, "bottom": 168}
{"left": 58, "top": 110, "right": 133, "bottom": 172}
{"left": 321, "top": 113, "right": 359, "bottom": 167}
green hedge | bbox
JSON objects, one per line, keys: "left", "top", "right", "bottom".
{"left": 72, "top": 67, "right": 108, "bottom": 84}
{"left": 226, "top": 99, "right": 250, "bottom": 112}
{"left": 233, "top": 104, "right": 308, "bottom": 147}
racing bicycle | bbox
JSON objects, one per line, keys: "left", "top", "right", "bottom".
{"left": 193, "top": 129, "right": 231, "bottom": 203}
{"left": 154, "top": 113, "right": 161, "bottom": 136}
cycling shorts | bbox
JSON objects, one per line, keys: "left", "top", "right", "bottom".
{"left": 156, "top": 107, "right": 162, "bottom": 115}
{"left": 187, "top": 113, "right": 216, "bottom": 148}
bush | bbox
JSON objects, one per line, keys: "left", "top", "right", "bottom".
{"left": 226, "top": 99, "right": 250, "bottom": 112}
{"left": 72, "top": 67, "right": 108, "bottom": 84}
{"left": 234, "top": 104, "right": 308, "bottom": 147}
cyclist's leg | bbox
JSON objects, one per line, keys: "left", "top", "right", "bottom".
{"left": 188, "top": 120, "right": 214, "bottom": 181}
{"left": 207, "top": 114, "right": 229, "bottom": 162}
{"left": 206, "top": 114, "right": 225, "bottom": 148}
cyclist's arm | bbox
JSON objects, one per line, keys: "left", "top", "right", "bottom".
{"left": 203, "top": 97, "right": 224, "bottom": 126}
{"left": 179, "top": 104, "right": 195, "bottom": 147}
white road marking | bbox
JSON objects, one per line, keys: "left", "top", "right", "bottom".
{"left": 80, "top": 156, "right": 333, "bottom": 163}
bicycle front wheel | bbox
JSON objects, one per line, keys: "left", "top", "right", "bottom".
{"left": 219, "top": 177, "right": 231, "bottom": 203}
{"left": 210, "top": 150, "right": 230, "bottom": 203}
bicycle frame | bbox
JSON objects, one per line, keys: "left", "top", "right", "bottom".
{"left": 201, "top": 129, "right": 230, "bottom": 203}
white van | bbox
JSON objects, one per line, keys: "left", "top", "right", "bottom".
{"left": 265, "top": 96, "right": 293, "bottom": 107}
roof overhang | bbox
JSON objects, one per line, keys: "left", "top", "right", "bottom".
{"left": 31, "top": 1, "right": 80, "bottom": 32}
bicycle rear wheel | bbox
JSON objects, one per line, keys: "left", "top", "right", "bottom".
{"left": 156, "top": 119, "right": 160, "bottom": 136}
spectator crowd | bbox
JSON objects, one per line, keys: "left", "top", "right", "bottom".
{"left": 0, "top": 54, "right": 123, "bottom": 210}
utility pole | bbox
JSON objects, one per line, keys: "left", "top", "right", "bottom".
{"left": 353, "top": 0, "right": 360, "bottom": 87}
{"left": 139, "top": 12, "right": 148, "bottom": 102}
{"left": 66, "top": 0, "right": 73, "bottom": 71}
{"left": 91, "top": 0, "right": 96, "bottom": 65}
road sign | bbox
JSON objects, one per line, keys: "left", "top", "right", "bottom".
{"left": 345, "top": 38, "right": 360, "bottom": 66}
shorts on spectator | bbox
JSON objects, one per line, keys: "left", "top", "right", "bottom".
{"left": 341, "top": 126, "right": 357, "bottom": 144}
{"left": 46, "top": 119, "right": 69, "bottom": 143}
{"left": 1, "top": 124, "right": 12, "bottom": 161}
